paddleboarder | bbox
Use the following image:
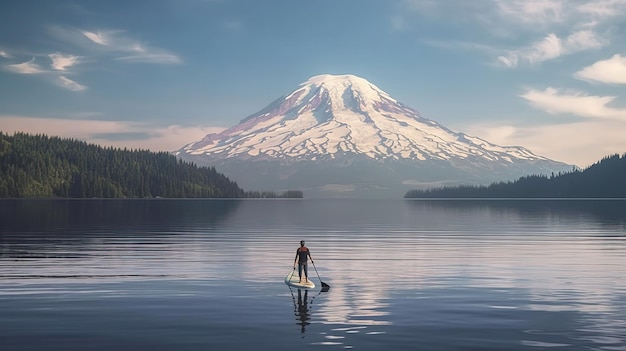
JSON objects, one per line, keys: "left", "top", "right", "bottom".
{"left": 294, "top": 240, "right": 313, "bottom": 283}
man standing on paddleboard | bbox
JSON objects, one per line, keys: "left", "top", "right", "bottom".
{"left": 294, "top": 240, "right": 313, "bottom": 283}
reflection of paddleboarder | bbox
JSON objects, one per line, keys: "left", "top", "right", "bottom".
{"left": 289, "top": 286, "right": 324, "bottom": 336}
{"left": 295, "top": 289, "right": 310, "bottom": 334}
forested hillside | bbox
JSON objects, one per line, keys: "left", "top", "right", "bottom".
{"left": 0, "top": 132, "right": 250, "bottom": 198}
{"left": 405, "top": 153, "right": 626, "bottom": 198}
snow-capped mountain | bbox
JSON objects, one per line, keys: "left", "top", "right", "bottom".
{"left": 175, "top": 74, "right": 572, "bottom": 198}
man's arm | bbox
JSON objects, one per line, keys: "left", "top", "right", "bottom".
{"left": 294, "top": 250, "right": 299, "bottom": 267}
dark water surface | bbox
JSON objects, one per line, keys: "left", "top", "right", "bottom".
{"left": 1, "top": 199, "right": 625, "bottom": 350}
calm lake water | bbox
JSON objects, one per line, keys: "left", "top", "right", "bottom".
{"left": 1, "top": 199, "right": 625, "bottom": 350}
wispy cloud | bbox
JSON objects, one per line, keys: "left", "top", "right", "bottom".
{"left": 492, "top": 0, "right": 622, "bottom": 67}
{"left": 497, "top": 30, "right": 605, "bottom": 67}
{"left": 577, "top": 0, "right": 626, "bottom": 18}
{"left": 81, "top": 29, "right": 182, "bottom": 64}
{"left": 494, "top": 0, "right": 626, "bottom": 28}
{"left": 57, "top": 76, "right": 86, "bottom": 92}
{"left": 396, "top": 0, "right": 622, "bottom": 66}
{"left": 49, "top": 53, "right": 81, "bottom": 71}
{"left": 421, "top": 39, "right": 501, "bottom": 56}
{"left": 396, "top": 0, "right": 570, "bottom": 31}
{"left": 116, "top": 52, "right": 181, "bottom": 64}
{"left": 6, "top": 58, "right": 45, "bottom": 74}
{"left": 3, "top": 55, "right": 87, "bottom": 92}
{"left": 0, "top": 115, "right": 224, "bottom": 152}
{"left": 493, "top": 0, "right": 566, "bottom": 27}
{"left": 498, "top": 34, "right": 561, "bottom": 67}
{"left": 521, "top": 87, "right": 626, "bottom": 120}
{"left": 3, "top": 24, "right": 181, "bottom": 92}
{"left": 82, "top": 31, "right": 109, "bottom": 45}
{"left": 49, "top": 26, "right": 182, "bottom": 64}
{"left": 8, "top": 24, "right": 183, "bottom": 94}
{"left": 575, "top": 54, "right": 626, "bottom": 84}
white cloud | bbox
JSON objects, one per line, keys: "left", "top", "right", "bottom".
{"left": 575, "top": 54, "right": 626, "bottom": 84}
{"left": 421, "top": 39, "right": 501, "bottom": 56}
{"left": 496, "top": 55, "right": 518, "bottom": 68}
{"left": 517, "top": 33, "right": 562, "bottom": 64}
{"left": 494, "top": 0, "right": 566, "bottom": 26}
{"left": 564, "top": 29, "right": 605, "bottom": 51}
{"left": 49, "top": 53, "right": 81, "bottom": 71}
{"left": 498, "top": 30, "right": 604, "bottom": 67}
{"left": 495, "top": 0, "right": 626, "bottom": 27}
{"left": 116, "top": 53, "right": 181, "bottom": 64}
{"left": 81, "top": 29, "right": 181, "bottom": 64}
{"left": 4, "top": 25, "right": 180, "bottom": 93}
{"left": 521, "top": 87, "right": 626, "bottom": 120}
{"left": 57, "top": 76, "right": 87, "bottom": 91}
{"left": 0, "top": 115, "right": 224, "bottom": 152}
{"left": 83, "top": 30, "right": 109, "bottom": 45}
{"left": 491, "top": 1, "right": 613, "bottom": 67}
{"left": 397, "top": 0, "right": 569, "bottom": 30}
{"left": 577, "top": 0, "right": 626, "bottom": 18}
{"left": 4, "top": 56, "right": 86, "bottom": 92}
{"left": 6, "top": 58, "right": 44, "bottom": 74}
{"left": 396, "top": 1, "right": 616, "bottom": 66}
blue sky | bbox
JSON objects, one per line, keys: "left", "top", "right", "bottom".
{"left": 1, "top": 0, "right": 625, "bottom": 168}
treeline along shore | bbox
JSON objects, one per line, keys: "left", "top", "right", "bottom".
{"left": 405, "top": 153, "right": 626, "bottom": 198}
{"left": 0, "top": 132, "right": 302, "bottom": 199}
{"left": 4, "top": 131, "right": 623, "bottom": 199}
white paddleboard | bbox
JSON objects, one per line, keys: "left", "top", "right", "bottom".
{"left": 285, "top": 270, "right": 316, "bottom": 289}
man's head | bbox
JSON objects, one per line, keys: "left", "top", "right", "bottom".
{"left": 300, "top": 240, "right": 305, "bottom": 246}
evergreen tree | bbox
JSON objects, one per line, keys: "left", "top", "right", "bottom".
{"left": 405, "top": 153, "right": 626, "bottom": 198}
{"left": 0, "top": 131, "right": 275, "bottom": 198}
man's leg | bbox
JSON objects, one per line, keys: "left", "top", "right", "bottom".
{"left": 298, "top": 263, "right": 303, "bottom": 282}
{"left": 304, "top": 263, "right": 308, "bottom": 282}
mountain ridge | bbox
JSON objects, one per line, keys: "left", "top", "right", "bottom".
{"left": 176, "top": 74, "right": 572, "bottom": 198}
{"left": 179, "top": 74, "right": 550, "bottom": 163}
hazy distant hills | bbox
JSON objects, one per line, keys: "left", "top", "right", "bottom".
{"left": 176, "top": 74, "right": 572, "bottom": 198}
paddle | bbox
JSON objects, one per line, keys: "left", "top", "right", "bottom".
{"left": 288, "top": 267, "right": 296, "bottom": 282}
{"left": 311, "top": 260, "right": 330, "bottom": 292}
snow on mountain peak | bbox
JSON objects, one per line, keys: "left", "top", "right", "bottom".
{"left": 305, "top": 74, "right": 389, "bottom": 96}
{"left": 295, "top": 74, "right": 398, "bottom": 111}
{"left": 178, "top": 74, "right": 547, "bottom": 163}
